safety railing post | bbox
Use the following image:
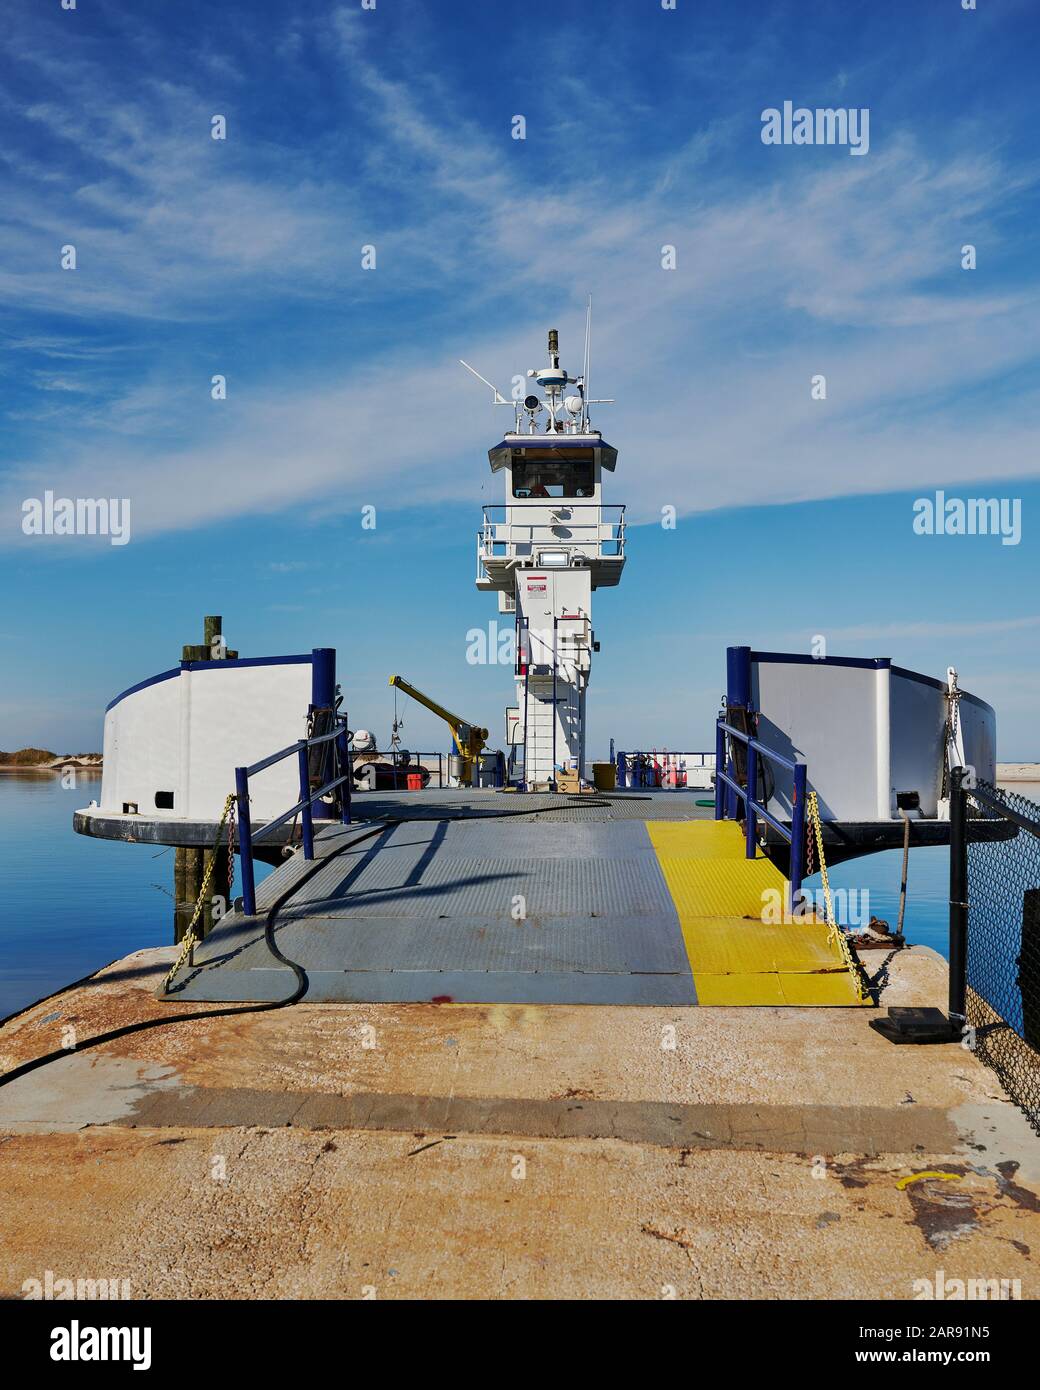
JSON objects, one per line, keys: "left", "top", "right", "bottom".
{"left": 336, "top": 725, "right": 351, "bottom": 825}
{"left": 522, "top": 617, "right": 530, "bottom": 791}
{"left": 298, "top": 745, "right": 315, "bottom": 860}
{"left": 551, "top": 617, "right": 558, "bottom": 790}
{"left": 714, "top": 721, "right": 725, "bottom": 819}
{"left": 745, "top": 743, "right": 758, "bottom": 859}
{"left": 948, "top": 765, "right": 969, "bottom": 1028}
{"left": 235, "top": 765, "right": 256, "bottom": 917}
{"left": 724, "top": 646, "right": 750, "bottom": 819}
{"left": 790, "top": 763, "right": 807, "bottom": 918}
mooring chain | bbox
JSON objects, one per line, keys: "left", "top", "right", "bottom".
{"left": 940, "top": 678, "right": 962, "bottom": 802}
{"left": 162, "top": 793, "right": 236, "bottom": 994}
{"left": 226, "top": 797, "right": 236, "bottom": 905}
{"left": 806, "top": 790, "right": 866, "bottom": 1000}
{"left": 806, "top": 791, "right": 835, "bottom": 925}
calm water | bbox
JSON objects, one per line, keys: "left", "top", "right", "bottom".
{"left": 0, "top": 773, "right": 269, "bottom": 1019}
{"left": 814, "top": 783, "right": 1040, "bottom": 959}
{"left": 2, "top": 773, "right": 1036, "bottom": 1019}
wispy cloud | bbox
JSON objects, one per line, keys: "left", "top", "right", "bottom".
{"left": 1, "top": 1, "right": 1039, "bottom": 547}
{"left": 784, "top": 615, "right": 1040, "bottom": 644}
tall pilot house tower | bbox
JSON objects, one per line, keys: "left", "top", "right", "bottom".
{"left": 471, "top": 325, "right": 626, "bottom": 788}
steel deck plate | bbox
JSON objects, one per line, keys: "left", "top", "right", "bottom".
{"left": 175, "top": 798, "right": 701, "bottom": 1006}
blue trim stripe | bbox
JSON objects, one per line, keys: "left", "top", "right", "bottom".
{"left": 495, "top": 436, "right": 611, "bottom": 448}
{"left": 890, "top": 663, "right": 994, "bottom": 714}
{"left": 105, "top": 667, "right": 180, "bottom": 713}
{"left": 179, "top": 654, "right": 312, "bottom": 672}
{"left": 750, "top": 650, "right": 993, "bottom": 715}
{"left": 105, "top": 654, "right": 314, "bottom": 713}
{"left": 751, "top": 650, "right": 891, "bottom": 671}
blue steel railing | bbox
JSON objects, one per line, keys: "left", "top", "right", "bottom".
{"left": 235, "top": 723, "right": 351, "bottom": 917}
{"left": 714, "top": 718, "right": 807, "bottom": 911}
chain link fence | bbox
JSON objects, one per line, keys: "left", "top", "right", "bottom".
{"left": 965, "top": 779, "right": 1040, "bottom": 1135}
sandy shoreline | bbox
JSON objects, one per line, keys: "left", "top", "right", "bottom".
{"left": 0, "top": 768, "right": 101, "bottom": 775}
{"left": 996, "top": 763, "right": 1040, "bottom": 781}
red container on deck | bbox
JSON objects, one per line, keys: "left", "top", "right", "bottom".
{"left": 407, "top": 772, "right": 423, "bottom": 792}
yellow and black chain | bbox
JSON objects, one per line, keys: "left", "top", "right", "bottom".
{"left": 226, "top": 797, "right": 236, "bottom": 904}
{"left": 162, "top": 793, "right": 236, "bottom": 994}
{"left": 807, "top": 790, "right": 866, "bottom": 1000}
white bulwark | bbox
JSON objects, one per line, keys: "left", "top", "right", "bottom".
{"left": 90, "top": 656, "right": 315, "bottom": 824}
{"left": 471, "top": 327, "right": 624, "bottom": 787}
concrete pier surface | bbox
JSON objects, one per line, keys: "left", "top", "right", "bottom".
{"left": 1, "top": 946, "right": 1038, "bottom": 1300}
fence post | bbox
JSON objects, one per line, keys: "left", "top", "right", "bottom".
{"left": 235, "top": 765, "right": 256, "bottom": 917}
{"left": 522, "top": 617, "right": 530, "bottom": 792}
{"left": 551, "top": 616, "right": 558, "bottom": 790}
{"left": 298, "top": 745, "right": 315, "bottom": 860}
{"left": 714, "top": 721, "right": 725, "bottom": 819}
{"left": 744, "top": 742, "right": 758, "bottom": 859}
{"left": 948, "top": 765, "right": 969, "bottom": 1028}
{"left": 336, "top": 725, "right": 352, "bottom": 825}
{"left": 790, "top": 763, "right": 807, "bottom": 919}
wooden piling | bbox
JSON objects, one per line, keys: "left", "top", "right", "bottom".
{"left": 172, "top": 617, "right": 239, "bottom": 941}
{"left": 174, "top": 846, "right": 188, "bottom": 942}
{"left": 174, "top": 845, "right": 230, "bottom": 942}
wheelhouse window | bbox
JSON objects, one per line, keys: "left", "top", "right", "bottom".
{"left": 511, "top": 448, "right": 595, "bottom": 498}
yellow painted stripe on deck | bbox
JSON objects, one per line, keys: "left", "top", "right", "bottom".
{"left": 646, "top": 820, "right": 865, "bottom": 1006}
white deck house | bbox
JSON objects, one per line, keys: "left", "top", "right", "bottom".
{"left": 473, "top": 328, "right": 625, "bottom": 786}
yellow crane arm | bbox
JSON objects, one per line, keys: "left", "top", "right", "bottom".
{"left": 388, "top": 675, "right": 488, "bottom": 760}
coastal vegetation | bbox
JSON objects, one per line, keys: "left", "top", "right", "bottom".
{"left": 0, "top": 749, "right": 101, "bottom": 767}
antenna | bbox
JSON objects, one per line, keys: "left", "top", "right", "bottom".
{"left": 582, "top": 296, "right": 592, "bottom": 429}
{"left": 459, "top": 359, "right": 510, "bottom": 406}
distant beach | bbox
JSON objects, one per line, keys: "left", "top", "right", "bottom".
{"left": 0, "top": 748, "right": 102, "bottom": 773}
{"left": 996, "top": 763, "right": 1040, "bottom": 783}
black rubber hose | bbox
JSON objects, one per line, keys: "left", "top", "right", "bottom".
{"left": 0, "top": 798, "right": 610, "bottom": 1089}
{"left": 0, "top": 821, "right": 390, "bottom": 1091}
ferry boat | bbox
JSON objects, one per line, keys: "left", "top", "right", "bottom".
{"left": 72, "top": 326, "right": 996, "bottom": 1008}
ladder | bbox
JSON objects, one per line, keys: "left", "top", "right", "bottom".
{"left": 523, "top": 682, "right": 559, "bottom": 788}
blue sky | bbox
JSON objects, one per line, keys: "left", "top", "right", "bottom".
{"left": 2, "top": 0, "right": 1039, "bottom": 758}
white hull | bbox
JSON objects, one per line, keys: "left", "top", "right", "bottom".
{"left": 750, "top": 654, "right": 995, "bottom": 823}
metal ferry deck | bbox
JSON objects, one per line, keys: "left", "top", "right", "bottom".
{"left": 164, "top": 789, "right": 864, "bottom": 1008}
